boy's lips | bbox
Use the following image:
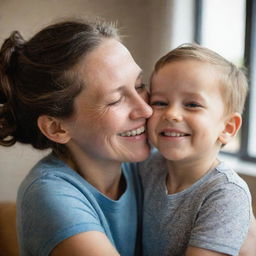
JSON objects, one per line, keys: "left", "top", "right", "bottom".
{"left": 159, "top": 129, "right": 190, "bottom": 137}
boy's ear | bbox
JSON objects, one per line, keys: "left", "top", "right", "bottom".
{"left": 37, "top": 115, "right": 71, "bottom": 144}
{"left": 218, "top": 113, "right": 242, "bottom": 145}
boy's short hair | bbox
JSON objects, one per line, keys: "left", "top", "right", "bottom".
{"left": 153, "top": 43, "right": 248, "bottom": 114}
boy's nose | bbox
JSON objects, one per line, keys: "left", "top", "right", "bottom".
{"left": 163, "top": 107, "right": 183, "bottom": 122}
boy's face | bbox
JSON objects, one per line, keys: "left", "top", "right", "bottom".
{"left": 148, "top": 59, "right": 228, "bottom": 163}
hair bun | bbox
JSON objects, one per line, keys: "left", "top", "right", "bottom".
{"left": 0, "top": 31, "right": 25, "bottom": 72}
{"left": 0, "top": 31, "right": 25, "bottom": 102}
{"left": 0, "top": 31, "right": 25, "bottom": 146}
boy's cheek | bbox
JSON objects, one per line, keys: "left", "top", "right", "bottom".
{"left": 146, "top": 118, "right": 157, "bottom": 144}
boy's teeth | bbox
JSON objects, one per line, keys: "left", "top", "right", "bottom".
{"left": 163, "top": 132, "right": 187, "bottom": 137}
{"left": 119, "top": 126, "right": 145, "bottom": 137}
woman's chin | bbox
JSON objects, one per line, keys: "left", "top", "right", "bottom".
{"left": 127, "top": 147, "right": 151, "bottom": 163}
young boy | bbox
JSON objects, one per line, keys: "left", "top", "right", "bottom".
{"left": 140, "top": 43, "right": 253, "bottom": 256}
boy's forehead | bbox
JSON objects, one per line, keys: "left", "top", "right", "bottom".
{"left": 152, "top": 59, "right": 222, "bottom": 83}
{"left": 150, "top": 60, "right": 224, "bottom": 95}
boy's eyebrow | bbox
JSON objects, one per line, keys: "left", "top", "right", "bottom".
{"left": 183, "top": 92, "right": 205, "bottom": 99}
{"left": 150, "top": 91, "right": 206, "bottom": 101}
{"left": 150, "top": 91, "right": 163, "bottom": 96}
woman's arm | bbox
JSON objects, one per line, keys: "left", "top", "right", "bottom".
{"left": 50, "top": 231, "right": 120, "bottom": 256}
{"left": 239, "top": 217, "right": 256, "bottom": 256}
{"left": 185, "top": 246, "right": 228, "bottom": 256}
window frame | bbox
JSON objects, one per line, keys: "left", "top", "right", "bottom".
{"left": 194, "top": 0, "right": 256, "bottom": 163}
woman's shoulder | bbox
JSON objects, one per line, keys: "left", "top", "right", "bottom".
{"left": 16, "top": 153, "right": 107, "bottom": 256}
{"left": 17, "top": 153, "right": 92, "bottom": 209}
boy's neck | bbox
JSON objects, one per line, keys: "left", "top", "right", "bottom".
{"left": 165, "top": 155, "right": 220, "bottom": 195}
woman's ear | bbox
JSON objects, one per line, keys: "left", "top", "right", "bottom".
{"left": 37, "top": 115, "right": 71, "bottom": 144}
{"left": 218, "top": 113, "right": 242, "bottom": 145}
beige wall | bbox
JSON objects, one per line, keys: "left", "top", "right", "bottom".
{"left": 0, "top": 0, "right": 195, "bottom": 201}
{"left": 0, "top": 0, "right": 176, "bottom": 80}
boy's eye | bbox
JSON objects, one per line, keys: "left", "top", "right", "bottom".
{"left": 185, "top": 102, "right": 202, "bottom": 108}
{"left": 150, "top": 101, "right": 168, "bottom": 107}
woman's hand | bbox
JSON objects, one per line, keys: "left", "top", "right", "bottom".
{"left": 239, "top": 217, "right": 256, "bottom": 256}
{"left": 185, "top": 246, "right": 228, "bottom": 256}
{"left": 50, "top": 231, "right": 120, "bottom": 256}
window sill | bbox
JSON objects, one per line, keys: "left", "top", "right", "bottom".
{"left": 219, "top": 153, "right": 256, "bottom": 177}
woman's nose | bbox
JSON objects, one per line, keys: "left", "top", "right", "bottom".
{"left": 130, "top": 93, "right": 153, "bottom": 120}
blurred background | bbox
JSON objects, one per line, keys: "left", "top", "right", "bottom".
{"left": 0, "top": 0, "right": 255, "bottom": 214}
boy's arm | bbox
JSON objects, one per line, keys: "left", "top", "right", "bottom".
{"left": 185, "top": 217, "right": 256, "bottom": 256}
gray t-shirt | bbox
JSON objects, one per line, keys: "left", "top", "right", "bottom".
{"left": 139, "top": 152, "right": 252, "bottom": 256}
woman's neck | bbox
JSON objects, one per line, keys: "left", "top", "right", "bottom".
{"left": 61, "top": 148, "right": 125, "bottom": 200}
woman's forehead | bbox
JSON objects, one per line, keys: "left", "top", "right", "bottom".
{"left": 81, "top": 39, "right": 133, "bottom": 69}
{"left": 77, "top": 39, "right": 142, "bottom": 90}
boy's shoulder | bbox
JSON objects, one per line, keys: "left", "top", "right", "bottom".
{"left": 138, "top": 150, "right": 166, "bottom": 178}
{"left": 210, "top": 161, "right": 251, "bottom": 196}
{"left": 195, "top": 161, "right": 252, "bottom": 209}
{"left": 142, "top": 149, "right": 163, "bottom": 165}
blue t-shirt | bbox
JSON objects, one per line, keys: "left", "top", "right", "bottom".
{"left": 16, "top": 153, "right": 142, "bottom": 256}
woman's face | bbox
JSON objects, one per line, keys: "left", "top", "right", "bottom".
{"left": 63, "top": 39, "right": 152, "bottom": 166}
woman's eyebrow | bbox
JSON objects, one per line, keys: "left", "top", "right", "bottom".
{"left": 136, "top": 71, "right": 143, "bottom": 81}
{"left": 109, "top": 70, "right": 144, "bottom": 93}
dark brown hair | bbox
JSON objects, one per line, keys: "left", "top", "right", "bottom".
{"left": 0, "top": 19, "right": 119, "bottom": 155}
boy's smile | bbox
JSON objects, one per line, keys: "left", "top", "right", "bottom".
{"left": 148, "top": 59, "right": 227, "bottom": 164}
{"left": 159, "top": 129, "right": 190, "bottom": 138}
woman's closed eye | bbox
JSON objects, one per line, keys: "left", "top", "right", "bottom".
{"left": 136, "top": 83, "right": 146, "bottom": 92}
{"left": 108, "top": 97, "right": 123, "bottom": 106}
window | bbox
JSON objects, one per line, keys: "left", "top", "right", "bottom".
{"left": 195, "top": 0, "right": 256, "bottom": 162}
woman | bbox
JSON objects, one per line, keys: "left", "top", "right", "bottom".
{"left": 0, "top": 19, "right": 255, "bottom": 256}
{"left": 0, "top": 19, "right": 151, "bottom": 256}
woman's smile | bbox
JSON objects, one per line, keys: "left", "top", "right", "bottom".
{"left": 118, "top": 125, "right": 145, "bottom": 137}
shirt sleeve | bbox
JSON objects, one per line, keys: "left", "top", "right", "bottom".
{"left": 189, "top": 183, "right": 251, "bottom": 255}
{"left": 20, "top": 174, "right": 105, "bottom": 256}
